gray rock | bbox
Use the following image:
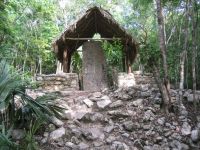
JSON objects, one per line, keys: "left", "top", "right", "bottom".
{"left": 108, "top": 110, "right": 130, "bottom": 117}
{"left": 48, "top": 127, "right": 65, "bottom": 141}
{"left": 71, "top": 128, "right": 82, "bottom": 138}
{"left": 196, "top": 115, "right": 200, "bottom": 122}
{"left": 78, "top": 142, "right": 89, "bottom": 149}
{"left": 155, "top": 136, "right": 163, "bottom": 143}
{"left": 101, "top": 95, "right": 110, "bottom": 100}
{"left": 123, "top": 121, "right": 134, "bottom": 131}
{"left": 71, "top": 136, "right": 80, "bottom": 144}
{"left": 180, "top": 110, "right": 188, "bottom": 117}
{"left": 97, "top": 98, "right": 111, "bottom": 109}
{"left": 82, "top": 128, "right": 105, "bottom": 140}
{"left": 191, "top": 129, "right": 199, "bottom": 142}
{"left": 92, "top": 92, "right": 102, "bottom": 98}
{"left": 152, "top": 144, "right": 161, "bottom": 150}
{"left": 106, "top": 135, "right": 116, "bottom": 144}
{"left": 170, "top": 140, "right": 189, "bottom": 150}
{"left": 49, "top": 116, "right": 64, "bottom": 127}
{"left": 183, "top": 89, "right": 192, "bottom": 97}
{"left": 154, "top": 97, "right": 162, "bottom": 104}
{"left": 60, "top": 110, "right": 72, "bottom": 120}
{"left": 157, "top": 117, "right": 165, "bottom": 125}
{"left": 11, "top": 129, "right": 25, "bottom": 140}
{"left": 130, "top": 99, "right": 143, "bottom": 107}
{"left": 48, "top": 123, "right": 56, "bottom": 132}
{"left": 143, "top": 146, "right": 152, "bottom": 150}
{"left": 143, "top": 110, "right": 155, "bottom": 121}
{"left": 187, "top": 94, "right": 194, "bottom": 102}
{"left": 65, "top": 142, "right": 79, "bottom": 149}
{"left": 171, "top": 132, "right": 182, "bottom": 140}
{"left": 111, "top": 141, "right": 129, "bottom": 150}
{"left": 43, "top": 132, "right": 49, "bottom": 137}
{"left": 104, "top": 125, "right": 115, "bottom": 133}
{"left": 109, "top": 100, "right": 123, "bottom": 108}
{"left": 57, "top": 138, "right": 65, "bottom": 147}
{"left": 89, "top": 113, "right": 105, "bottom": 122}
{"left": 164, "top": 131, "right": 172, "bottom": 137}
{"left": 143, "top": 124, "right": 151, "bottom": 130}
{"left": 181, "top": 122, "right": 191, "bottom": 135}
{"left": 93, "top": 141, "right": 103, "bottom": 147}
{"left": 165, "top": 122, "right": 172, "bottom": 128}
{"left": 41, "top": 137, "right": 48, "bottom": 144}
{"left": 83, "top": 98, "right": 94, "bottom": 107}
{"left": 75, "top": 111, "right": 88, "bottom": 120}
{"left": 140, "top": 91, "right": 151, "bottom": 97}
{"left": 121, "top": 133, "right": 130, "bottom": 138}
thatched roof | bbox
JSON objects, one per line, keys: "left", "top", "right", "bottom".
{"left": 52, "top": 6, "right": 138, "bottom": 64}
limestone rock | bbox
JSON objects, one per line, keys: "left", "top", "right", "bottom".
{"left": 143, "top": 124, "right": 151, "bottom": 130}
{"left": 93, "top": 141, "right": 103, "bottom": 147}
{"left": 97, "top": 98, "right": 111, "bottom": 109}
{"left": 106, "top": 135, "right": 116, "bottom": 144}
{"left": 140, "top": 91, "right": 151, "bottom": 97}
{"left": 157, "top": 117, "right": 166, "bottom": 126}
{"left": 143, "top": 110, "right": 155, "bottom": 121}
{"left": 11, "top": 129, "right": 25, "bottom": 140}
{"left": 187, "top": 94, "right": 194, "bottom": 102}
{"left": 83, "top": 98, "right": 94, "bottom": 107}
{"left": 48, "top": 127, "right": 65, "bottom": 141}
{"left": 108, "top": 110, "right": 130, "bottom": 117}
{"left": 123, "top": 121, "right": 135, "bottom": 131}
{"left": 104, "top": 125, "right": 115, "bottom": 133}
{"left": 181, "top": 122, "right": 191, "bottom": 136}
{"left": 49, "top": 116, "right": 64, "bottom": 127}
{"left": 65, "top": 142, "right": 78, "bottom": 149}
{"left": 82, "top": 128, "right": 104, "bottom": 141}
{"left": 78, "top": 142, "right": 89, "bottom": 149}
{"left": 130, "top": 99, "right": 143, "bottom": 107}
{"left": 191, "top": 129, "right": 199, "bottom": 142}
{"left": 109, "top": 100, "right": 123, "bottom": 108}
{"left": 111, "top": 141, "right": 130, "bottom": 150}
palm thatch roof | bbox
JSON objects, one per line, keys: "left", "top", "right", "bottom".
{"left": 52, "top": 6, "right": 138, "bottom": 64}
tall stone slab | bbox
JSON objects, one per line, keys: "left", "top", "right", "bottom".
{"left": 82, "top": 41, "right": 108, "bottom": 91}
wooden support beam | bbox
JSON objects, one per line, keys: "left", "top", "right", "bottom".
{"left": 65, "top": 37, "right": 124, "bottom": 41}
{"left": 125, "top": 46, "right": 132, "bottom": 74}
{"left": 63, "top": 49, "right": 68, "bottom": 73}
{"left": 67, "top": 53, "right": 71, "bottom": 73}
{"left": 122, "top": 47, "right": 126, "bottom": 72}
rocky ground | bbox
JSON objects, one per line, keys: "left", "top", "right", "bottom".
{"left": 22, "top": 81, "right": 200, "bottom": 150}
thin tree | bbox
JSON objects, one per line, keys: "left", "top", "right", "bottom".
{"left": 191, "top": 0, "right": 198, "bottom": 108}
{"left": 155, "top": 0, "right": 171, "bottom": 114}
{"left": 179, "top": 0, "right": 189, "bottom": 105}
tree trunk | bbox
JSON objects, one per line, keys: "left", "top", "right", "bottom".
{"left": 152, "top": 64, "right": 170, "bottom": 114}
{"left": 39, "top": 57, "right": 42, "bottom": 75}
{"left": 179, "top": 51, "right": 186, "bottom": 90}
{"left": 155, "top": 0, "right": 171, "bottom": 114}
{"left": 179, "top": 0, "right": 189, "bottom": 105}
{"left": 191, "top": 0, "right": 198, "bottom": 108}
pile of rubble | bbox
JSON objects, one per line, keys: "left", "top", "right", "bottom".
{"left": 19, "top": 83, "right": 199, "bottom": 150}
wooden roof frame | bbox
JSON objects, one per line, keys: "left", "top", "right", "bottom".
{"left": 52, "top": 6, "right": 138, "bottom": 72}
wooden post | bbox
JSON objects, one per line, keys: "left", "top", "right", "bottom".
{"left": 125, "top": 46, "right": 132, "bottom": 74}
{"left": 63, "top": 49, "right": 68, "bottom": 73}
{"left": 67, "top": 53, "right": 71, "bottom": 73}
{"left": 122, "top": 47, "right": 126, "bottom": 72}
